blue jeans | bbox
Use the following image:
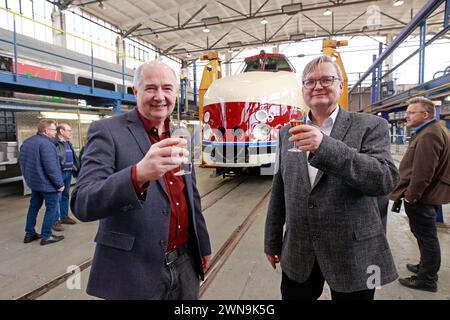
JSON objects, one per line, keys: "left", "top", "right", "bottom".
{"left": 25, "top": 191, "right": 60, "bottom": 240}
{"left": 57, "top": 170, "right": 72, "bottom": 221}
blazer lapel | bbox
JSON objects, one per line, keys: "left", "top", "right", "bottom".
{"left": 126, "top": 108, "right": 168, "bottom": 198}
{"left": 310, "top": 107, "right": 351, "bottom": 190}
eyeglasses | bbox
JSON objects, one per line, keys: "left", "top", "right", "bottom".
{"left": 405, "top": 111, "right": 426, "bottom": 115}
{"left": 303, "top": 76, "right": 340, "bottom": 89}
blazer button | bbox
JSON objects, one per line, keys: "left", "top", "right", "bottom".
{"left": 162, "top": 210, "right": 169, "bottom": 216}
{"left": 160, "top": 240, "right": 166, "bottom": 246}
{"left": 308, "top": 203, "right": 315, "bottom": 209}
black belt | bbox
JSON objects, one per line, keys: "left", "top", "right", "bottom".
{"left": 165, "top": 244, "right": 189, "bottom": 265}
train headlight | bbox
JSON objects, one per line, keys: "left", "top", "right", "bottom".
{"left": 252, "top": 123, "right": 271, "bottom": 141}
{"left": 203, "top": 112, "right": 210, "bottom": 123}
{"left": 203, "top": 124, "right": 213, "bottom": 140}
{"left": 255, "top": 110, "right": 269, "bottom": 123}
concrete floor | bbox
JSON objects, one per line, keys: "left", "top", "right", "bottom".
{"left": 0, "top": 150, "right": 449, "bottom": 300}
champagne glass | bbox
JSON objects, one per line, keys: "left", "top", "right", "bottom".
{"left": 288, "top": 106, "right": 306, "bottom": 152}
{"left": 170, "top": 122, "right": 192, "bottom": 176}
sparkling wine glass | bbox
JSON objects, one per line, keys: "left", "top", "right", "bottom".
{"left": 288, "top": 106, "right": 306, "bottom": 152}
{"left": 170, "top": 122, "right": 192, "bottom": 176}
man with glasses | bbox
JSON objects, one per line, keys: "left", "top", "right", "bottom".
{"left": 390, "top": 96, "right": 450, "bottom": 292}
{"left": 54, "top": 123, "right": 80, "bottom": 231}
{"left": 265, "top": 56, "right": 399, "bottom": 300}
{"left": 19, "top": 120, "right": 65, "bottom": 246}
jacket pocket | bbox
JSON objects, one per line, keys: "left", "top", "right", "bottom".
{"left": 95, "top": 231, "right": 135, "bottom": 251}
{"left": 352, "top": 225, "right": 382, "bottom": 241}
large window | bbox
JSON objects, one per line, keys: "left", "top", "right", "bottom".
{"left": 0, "top": 0, "right": 53, "bottom": 43}
{"left": 65, "top": 7, "right": 118, "bottom": 63}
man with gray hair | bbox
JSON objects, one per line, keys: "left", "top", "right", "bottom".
{"left": 265, "top": 55, "right": 399, "bottom": 300}
{"left": 71, "top": 61, "right": 211, "bottom": 300}
{"left": 390, "top": 96, "right": 450, "bottom": 292}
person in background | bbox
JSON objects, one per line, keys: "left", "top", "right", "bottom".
{"left": 71, "top": 61, "right": 211, "bottom": 300}
{"left": 53, "top": 123, "right": 79, "bottom": 231}
{"left": 390, "top": 96, "right": 450, "bottom": 293}
{"left": 19, "top": 119, "right": 65, "bottom": 246}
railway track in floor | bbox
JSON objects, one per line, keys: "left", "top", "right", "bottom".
{"left": 16, "top": 174, "right": 271, "bottom": 300}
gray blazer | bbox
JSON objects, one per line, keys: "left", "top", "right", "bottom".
{"left": 71, "top": 108, "right": 211, "bottom": 300}
{"left": 264, "top": 107, "right": 399, "bottom": 292}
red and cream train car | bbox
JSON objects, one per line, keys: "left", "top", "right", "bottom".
{"left": 201, "top": 51, "right": 306, "bottom": 175}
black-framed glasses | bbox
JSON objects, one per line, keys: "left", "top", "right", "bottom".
{"left": 303, "top": 76, "right": 339, "bottom": 89}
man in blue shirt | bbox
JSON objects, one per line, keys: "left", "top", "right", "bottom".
{"left": 19, "top": 120, "right": 65, "bottom": 245}
{"left": 54, "top": 123, "right": 80, "bottom": 231}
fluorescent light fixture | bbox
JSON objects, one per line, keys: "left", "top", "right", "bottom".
{"left": 281, "top": 3, "right": 303, "bottom": 15}
{"left": 227, "top": 48, "right": 233, "bottom": 53}
{"left": 203, "top": 27, "right": 210, "bottom": 33}
{"left": 202, "top": 16, "right": 220, "bottom": 25}
{"left": 289, "top": 33, "right": 306, "bottom": 41}
{"left": 172, "top": 48, "right": 187, "bottom": 53}
{"left": 186, "top": 53, "right": 192, "bottom": 58}
{"left": 323, "top": 9, "right": 332, "bottom": 16}
{"left": 228, "top": 41, "right": 242, "bottom": 47}
{"left": 393, "top": 0, "right": 404, "bottom": 6}
{"left": 40, "top": 112, "right": 101, "bottom": 122}
{"left": 260, "top": 18, "right": 268, "bottom": 25}
{"left": 445, "top": 95, "right": 450, "bottom": 102}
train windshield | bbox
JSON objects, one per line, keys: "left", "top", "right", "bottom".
{"left": 243, "top": 55, "right": 294, "bottom": 73}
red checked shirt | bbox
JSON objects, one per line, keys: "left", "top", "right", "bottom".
{"left": 131, "top": 114, "right": 189, "bottom": 252}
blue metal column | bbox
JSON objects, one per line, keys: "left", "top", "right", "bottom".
{"left": 371, "top": 55, "right": 377, "bottom": 104}
{"left": 91, "top": 44, "right": 95, "bottom": 94}
{"left": 13, "top": 17, "right": 18, "bottom": 81}
{"left": 377, "top": 42, "right": 383, "bottom": 101}
{"left": 193, "top": 61, "right": 198, "bottom": 109}
{"left": 419, "top": 21, "right": 427, "bottom": 84}
{"left": 445, "top": 0, "right": 450, "bottom": 27}
{"left": 180, "top": 78, "right": 184, "bottom": 112}
{"left": 114, "top": 99, "right": 122, "bottom": 114}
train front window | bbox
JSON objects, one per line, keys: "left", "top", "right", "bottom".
{"left": 243, "top": 56, "right": 294, "bottom": 72}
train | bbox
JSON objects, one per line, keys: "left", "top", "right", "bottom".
{"left": 201, "top": 51, "right": 306, "bottom": 175}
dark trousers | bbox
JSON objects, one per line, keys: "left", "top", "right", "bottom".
{"left": 281, "top": 259, "right": 375, "bottom": 300}
{"left": 404, "top": 202, "right": 441, "bottom": 281}
{"left": 150, "top": 246, "right": 200, "bottom": 300}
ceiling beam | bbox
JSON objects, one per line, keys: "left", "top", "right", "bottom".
{"left": 136, "top": 0, "right": 380, "bottom": 36}
{"left": 267, "top": 17, "right": 293, "bottom": 42}
{"left": 216, "top": 0, "right": 248, "bottom": 18}
{"left": 121, "top": 23, "right": 143, "bottom": 39}
{"left": 181, "top": 4, "right": 208, "bottom": 28}
{"left": 335, "top": 11, "right": 366, "bottom": 34}
{"left": 380, "top": 12, "right": 408, "bottom": 25}
{"left": 302, "top": 13, "right": 332, "bottom": 36}
{"left": 167, "top": 21, "right": 444, "bottom": 58}
{"left": 252, "top": 0, "right": 271, "bottom": 17}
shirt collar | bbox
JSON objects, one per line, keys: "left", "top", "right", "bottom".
{"left": 414, "top": 118, "right": 436, "bottom": 133}
{"left": 306, "top": 105, "right": 339, "bottom": 128}
{"left": 137, "top": 110, "right": 171, "bottom": 137}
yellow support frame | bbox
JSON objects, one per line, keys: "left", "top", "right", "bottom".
{"left": 322, "top": 39, "right": 349, "bottom": 110}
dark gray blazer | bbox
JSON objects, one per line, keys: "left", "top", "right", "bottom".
{"left": 264, "top": 107, "right": 399, "bottom": 292}
{"left": 71, "top": 108, "right": 211, "bottom": 300}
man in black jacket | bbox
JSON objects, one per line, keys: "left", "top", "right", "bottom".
{"left": 54, "top": 123, "right": 80, "bottom": 230}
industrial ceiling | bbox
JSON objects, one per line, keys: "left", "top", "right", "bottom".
{"left": 55, "top": 0, "right": 446, "bottom": 59}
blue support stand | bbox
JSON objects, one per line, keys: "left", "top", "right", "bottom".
{"left": 419, "top": 21, "right": 426, "bottom": 84}
{"left": 193, "top": 61, "right": 198, "bottom": 109}
{"left": 371, "top": 55, "right": 377, "bottom": 104}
